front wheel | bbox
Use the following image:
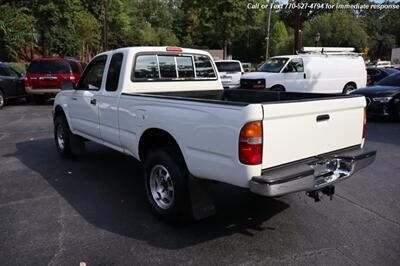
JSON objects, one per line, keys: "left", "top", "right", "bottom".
{"left": 54, "top": 116, "right": 74, "bottom": 157}
{"left": 394, "top": 101, "right": 400, "bottom": 122}
{"left": 144, "top": 147, "right": 192, "bottom": 223}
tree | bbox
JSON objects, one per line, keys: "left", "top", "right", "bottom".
{"left": 270, "top": 21, "right": 292, "bottom": 56}
{"left": 302, "top": 11, "right": 368, "bottom": 51}
{"left": 0, "top": 4, "right": 35, "bottom": 61}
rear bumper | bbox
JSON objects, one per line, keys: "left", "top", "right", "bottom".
{"left": 26, "top": 88, "right": 60, "bottom": 95}
{"left": 249, "top": 147, "right": 376, "bottom": 197}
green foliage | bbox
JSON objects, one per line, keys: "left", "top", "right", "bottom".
{"left": 302, "top": 11, "right": 368, "bottom": 51}
{"left": 1, "top": 0, "right": 399, "bottom": 62}
{"left": 0, "top": 4, "right": 35, "bottom": 61}
{"left": 270, "top": 21, "right": 292, "bottom": 56}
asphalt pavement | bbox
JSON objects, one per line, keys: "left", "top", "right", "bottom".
{"left": 0, "top": 103, "right": 399, "bottom": 266}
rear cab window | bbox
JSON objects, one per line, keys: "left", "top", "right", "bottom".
{"left": 132, "top": 53, "right": 216, "bottom": 81}
{"left": 215, "top": 62, "right": 242, "bottom": 73}
{"left": 27, "top": 60, "right": 71, "bottom": 74}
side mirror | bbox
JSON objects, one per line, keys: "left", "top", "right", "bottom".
{"left": 60, "top": 80, "right": 75, "bottom": 91}
{"left": 245, "top": 69, "right": 250, "bottom": 73}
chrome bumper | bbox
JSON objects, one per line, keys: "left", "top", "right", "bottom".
{"left": 250, "top": 147, "right": 376, "bottom": 197}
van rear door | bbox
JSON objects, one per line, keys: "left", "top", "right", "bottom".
{"left": 261, "top": 96, "right": 366, "bottom": 169}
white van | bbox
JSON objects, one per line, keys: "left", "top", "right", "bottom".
{"left": 241, "top": 47, "right": 367, "bottom": 94}
{"left": 215, "top": 60, "right": 243, "bottom": 89}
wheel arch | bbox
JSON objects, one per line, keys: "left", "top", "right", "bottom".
{"left": 54, "top": 105, "right": 66, "bottom": 121}
{"left": 270, "top": 84, "right": 286, "bottom": 91}
{"left": 344, "top": 81, "right": 357, "bottom": 90}
{"left": 138, "top": 128, "right": 187, "bottom": 166}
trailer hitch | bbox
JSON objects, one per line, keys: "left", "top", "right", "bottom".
{"left": 306, "top": 185, "right": 335, "bottom": 202}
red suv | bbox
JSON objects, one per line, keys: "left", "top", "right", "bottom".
{"left": 25, "top": 58, "right": 86, "bottom": 103}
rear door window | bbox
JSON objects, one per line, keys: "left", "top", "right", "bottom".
{"left": 68, "top": 60, "right": 81, "bottom": 74}
{"left": 216, "top": 62, "right": 241, "bottom": 72}
{"left": 0, "top": 66, "right": 9, "bottom": 76}
{"left": 27, "top": 60, "right": 71, "bottom": 74}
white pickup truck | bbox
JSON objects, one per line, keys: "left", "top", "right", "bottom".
{"left": 53, "top": 46, "right": 376, "bottom": 222}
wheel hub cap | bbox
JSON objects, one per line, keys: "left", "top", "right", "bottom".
{"left": 56, "top": 124, "right": 65, "bottom": 150}
{"left": 149, "top": 165, "right": 174, "bottom": 209}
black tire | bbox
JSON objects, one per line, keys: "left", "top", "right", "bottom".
{"left": 144, "top": 147, "right": 192, "bottom": 223}
{"left": 33, "top": 95, "right": 45, "bottom": 105}
{"left": 343, "top": 84, "right": 356, "bottom": 95}
{"left": 54, "top": 116, "right": 74, "bottom": 158}
{"left": 0, "top": 91, "right": 4, "bottom": 109}
{"left": 394, "top": 101, "right": 400, "bottom": 122}
{"left": 270, "top": 85, "right": 285, "bottom": 92}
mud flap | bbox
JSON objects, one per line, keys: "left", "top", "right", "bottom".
{"left": 188, "top": 175, "right": 216, "bottom": 220}
{"left": 70, "top": 134, "right": 85, "bottom": 155}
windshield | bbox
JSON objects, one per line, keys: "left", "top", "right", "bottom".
{"left": 258, "top": 58, "right": 288, "bottom": 73}
{"left": 28, "top": 60, "right": 71, "bottom": 74}
{"left": 376, "top": 72, "right": 400, "bottom": 86}
{"left": 216, "top": 62, "right": 241, "bottom": 72}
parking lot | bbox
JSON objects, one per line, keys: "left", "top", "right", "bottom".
{"left": 0, "top": 103, "right": 399, "bottom": 266}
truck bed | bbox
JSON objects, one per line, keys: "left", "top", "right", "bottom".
{"left": 126, "top": 89, "right": 362, "bottom": 105}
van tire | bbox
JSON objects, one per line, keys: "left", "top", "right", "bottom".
{"left": 144, "top": 147, "right": 192, "bottom": 223}
{"left": 271, "top": 85, "right": 285, "bottom": 92}
{"left": 343, "top": 84, "right": 356, "bottom": 94}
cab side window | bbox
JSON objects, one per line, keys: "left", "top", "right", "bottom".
{"left": 106, "top": 53, "right": 124, "bottom": 92}
{"left": 284, "top": 58, "right": 304, "bottom": 73}
{"left": 77, "top": 55, "right": 107, "bottom": 90}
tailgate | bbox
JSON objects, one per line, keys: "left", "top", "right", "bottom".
{"left": 261, "top": 96, "right": 366, "bottom": 169}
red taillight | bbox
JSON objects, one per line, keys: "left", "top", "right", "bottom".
{"left": 166, "top": 46, "right": 183, "bottom": 52}
{"left": 239, "top": 121, "right": 263, "bottom": 165}
{"left": 362, "top": 108, "right": 367, "bottom": 139}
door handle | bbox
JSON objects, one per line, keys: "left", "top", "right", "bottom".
{"left": 71, "top": 97, "right": 77, "bottom": 101}
{"left": 316, "top": 114, "right": 330, "bottom": 122}
{"left": 90, "top": 98, "right": 97, "bottom": 105}
{"left": 304, "top": 73, "right": 307, "bottom": 79}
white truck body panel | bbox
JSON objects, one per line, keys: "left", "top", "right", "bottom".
{"left": 54, "top": 46, "right": 368, "bottom": 190}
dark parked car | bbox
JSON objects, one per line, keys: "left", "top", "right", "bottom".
{"left": 366, "top": 67, "right": 399, "bottom": 86}
{"left": 351, "top": 72, "right": 400, "bottom": 120}
{"left": 25, "top": 58, "right": 85, "bottom": 104}
{"left": 0, "top": 63, "right": 26, "bottom": 109}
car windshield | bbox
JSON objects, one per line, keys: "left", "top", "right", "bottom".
{"left": 216, "top": 62, "right": 241, "bottom": 72}
{"left": 257, "top": 58, "right": 288, "bottom": 73}
{"left": 28, "top": 60, "right": 71, "bottom": 74}
{"left": 376, "top": 72, "right": 400, "bottom": 86}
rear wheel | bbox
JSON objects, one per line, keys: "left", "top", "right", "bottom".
{"left": 144, "top": 147, "right": 192, "bottom": 223}
{"left": 343, "top": 84, "right": 356, "bottom": 94}
{"left": 0, "top": 91, "right": 4, "bottom": 109}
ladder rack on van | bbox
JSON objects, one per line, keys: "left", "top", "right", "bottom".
{"left": 299, "top": 47, "right": 363, "bottom": 57}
